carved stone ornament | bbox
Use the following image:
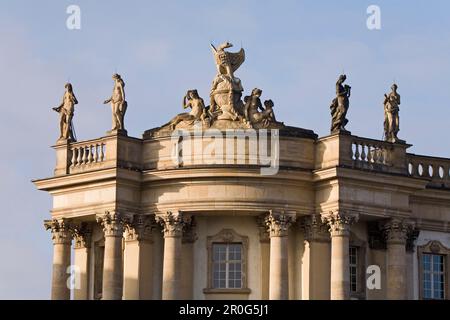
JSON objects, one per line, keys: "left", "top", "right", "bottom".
{"left": 96, "top": 211, "right": 126, "bottom": 237}
{"left": 52, "top": 82, "right": 78, "bottom": 143}
{"left": 182, "top": 217, "right": 198, "bottom": 244}
{"left": 124, "top": 214, "right": 156, "bottom": 242}
{"left": 257, "top": 215, "right": 270, "bottom": 243}
{"left": 381, "top": 218, "right": 414, "bottom": 245}
{"left": 330, "top": 74, "right": 351, "bottom": 133}
{"left": 156, "top": 211, "right": 191, "bottom": 238}
{"left": 300, "top": 214, "right": 330, "bottom": 242}
{"left": 145, "top": 42, "right": 285, "bottom": 137}
{"left": 44, "top": 218, "right": 72, "bottom": 245}
{"left": 321, "top": 211, "right": 359, "bottom": 237}
{"left": 265, "top": 211, "right": 296, "bottom": 237}
{"left": 103, "top": 73, "right": 128, "bottom": 135}
{"left": 72, "top": 222, "right": 92, "bottom": 249}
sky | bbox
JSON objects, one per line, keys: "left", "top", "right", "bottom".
{"left": 1, "top": 0, "right": 450, "bottom": 299}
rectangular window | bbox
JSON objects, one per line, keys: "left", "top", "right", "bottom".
{"left": 212, "top": 243, "right": 242, "bottom": 289}
{"left": 422, "top": 254, "right": 445, "bottom": 300}
{"left": 349, "top": 246, "right": 358, "bottom": 293}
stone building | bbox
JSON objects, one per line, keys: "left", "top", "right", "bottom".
{"left": 34, "top": 44, "right": 450, "bottom": 300}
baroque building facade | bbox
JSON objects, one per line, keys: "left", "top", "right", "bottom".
{"left": 34, "top": 43, "right": 450, "bottom": 300}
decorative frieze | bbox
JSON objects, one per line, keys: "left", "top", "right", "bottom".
{"left": 44, "top": 218, "right": 72, "bottom": 245}
{"left": 321, "top": 211, "right": 358, "bottom": 237}
{"left": 156, "top": 211, "right": 191, "bottom": 238}
{"left": 96, "top": 211, "right": 126, "bottom": 237}
{"left": 265, "top": 211, "right": 296, "bottom": 237}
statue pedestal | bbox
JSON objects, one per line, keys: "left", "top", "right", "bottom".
{"left": 55, "top": 137, "right": 75, "bottom": 146}
{"left": 107, "top": 129, "right": 128, "bottom": 137}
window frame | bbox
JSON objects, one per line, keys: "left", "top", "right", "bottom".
{"left": 212, "top": 243, "right": 243, "bottom": 289}
{"left": 349, "top": 246, "right": 359, "bottom": 294}
{"left": 205, "top": 229, "right": 250, "bottom": 294}
{"left": 418, "top": 240, "right": 450, "bottom": 300}
{"left": 349, "top": 233, "right": 367, "bottom": 300}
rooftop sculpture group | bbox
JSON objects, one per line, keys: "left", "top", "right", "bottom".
{"left": 51, "top": 42, "right": 404, "bottom": 144}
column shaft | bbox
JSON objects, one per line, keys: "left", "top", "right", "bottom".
{"left": 52, "top": 242, "right": 71, "bottom": 300}
{"left": 103, "top": 234, "right": 123, "bottom": 299}
{"left": 330, "top": 234, "right": 350, "bottom": 299}
{"left": 45, "top": 219, "right": 72, "bottom": 300}
{"left": 265, "top": 211, "right": 295, "bottom": 300}
{"left": 163, "top": 236, "right": 182, "bottom": 299}
{"left": 73, "top": 246, "right": 90, "bottom": 300}
{"left": 123, "top": 215, "right": 154, "bottom": 300}
{"left": 321, "top": 211, "right": 358, "bottom": 300}
{"left": 157, "top": 211, "right": 189, "bottom": 300}
{"left": 383, "top": 218, "right": 411, "bottom": 300}
{"left": 97, "top": 211, "right": 125, "bottom": 300}
{"left": 269, "top": 235, "right": 289, "bottom": 299}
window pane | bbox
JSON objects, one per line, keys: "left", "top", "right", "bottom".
{"left": 422, "top": 254, "right": 446, "bottom": 299}
{"left": 212, "top": 243, "right": 243, "bottom": 289}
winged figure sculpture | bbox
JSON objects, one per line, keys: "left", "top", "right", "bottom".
{"left": 210, "top": 42, "right": 245, "bottom": 79}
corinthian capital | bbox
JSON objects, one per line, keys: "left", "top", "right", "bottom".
{"left": 124, "top": 214, "right": 155, "bottom": 242}
{"left": 265, "top": 211, "right": 296, "bottom": 237}
{"left": 381, "top": 218, "right": 414, "bottom": 245}
{"left": 156, "top": 211, "right": 190, "bottom": 238}
{"left": 72, "top": 222, "right": 92, "bottom": 249}
{"left": 44, "top": 218, "right": 72, "bottom": 245}
{"left": 96, "top": 211, "right": 126, "bottom": 237}
{"left": 321, "top": 211, "right": 358, "bottom": 237}
{"left": 301, "top": 214, "right": 330, "bottom": 242}
{"left": 182, "top": 217, "right": 197, "bottom": 244}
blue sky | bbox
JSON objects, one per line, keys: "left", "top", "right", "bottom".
{"left": 1, "top": 0, "right": 450, "bottom": 299}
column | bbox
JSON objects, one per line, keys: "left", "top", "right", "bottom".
{"left": 157, "top": 211, "right": 189, "bottom": 300}
{"left": 301, "top": 214, "right": 331, "bottom": 300}
{"left": 321, "top": 211, "right": 358, "bottom": 300}
{"left": 96, "top": 211, "right": 125, "bottom": 300}
{"left": 181, "top": 218, "right": 197, "bottom": 299}
{"left": 265, "top": 211, "right": 296, "bottom": 300}
{"left": 44, "top": 219, "right": 72, "bottom": 300}
{"left": 382, "top": 218, "right": 412, "bottom": 300}
{"left": 72, "top": 222, "right": 92, "bottom": 300}
{"left": 123, "top": 214, "right": 155, "bottom": 300}
{"left": 257, "top": 215, "right": 270, "bottom": 300}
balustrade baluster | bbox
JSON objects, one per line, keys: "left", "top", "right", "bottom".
{"left": 88, "top": 145, "right": 94, "bottom": 163}
{"left": 367, "top": 145, "right": 372, "bottom": 163}
{"left": 70, "top": 148, "right": 77, "bottom": 167}
{"left": 354, "top": 143, "right": 360, "bottom": 161}
{"left": 361, "top": 144, "right": 367, "bottom": 162}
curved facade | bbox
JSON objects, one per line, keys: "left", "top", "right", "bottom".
{"left": 34, "top": 124, "right": 450, "bottom": 300}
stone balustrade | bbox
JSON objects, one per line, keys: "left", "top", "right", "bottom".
{"left": 351, "top": 137, "right": 393, "bottom": 167}
{"left": 406, "top": 154, "right": 450, "bottom": 188}
{"left": 53, "top": 134, "right": 142, "bottom": 176}
{"left": 70, "top": 141, "right": 106, "bottom": 168}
